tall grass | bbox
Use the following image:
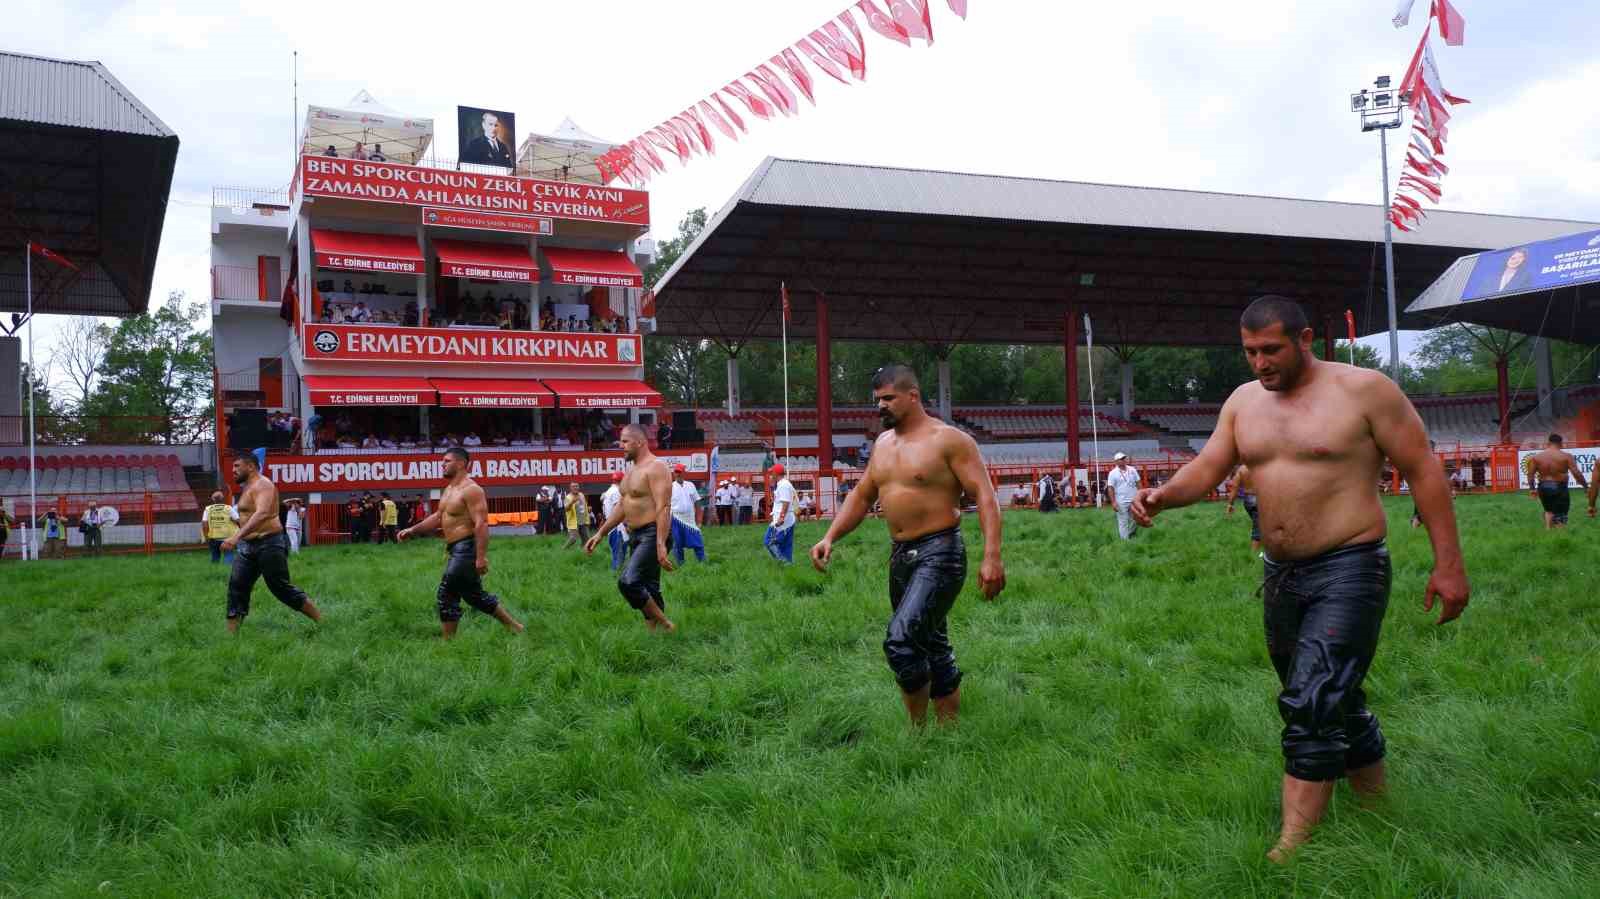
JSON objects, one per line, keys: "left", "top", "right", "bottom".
{"left": 1, "top": 495, "right": 1596, "bottom": 897}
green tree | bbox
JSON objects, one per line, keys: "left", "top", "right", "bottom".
{"left": 79, "top": 291, "right": 213, "bottom": 444}
{"left": 643, "top": 208, "right": 714, "bottom": 406}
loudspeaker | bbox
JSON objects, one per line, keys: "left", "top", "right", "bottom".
{"left": 672, "top": 410, "right": 697, "bottom": 431}
{"left": 231, "top": 408, "right": 270, "bottom": 449}
{"left": 679, "top": 428, "right": 705, "bottom": 444}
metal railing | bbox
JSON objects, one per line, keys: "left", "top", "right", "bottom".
{"left": 213, "top": 185, "right": 291, "bottom": 209}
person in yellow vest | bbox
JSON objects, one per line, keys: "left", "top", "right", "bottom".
{"left": 201, "top": 491, "right": 240, "bottom": 564}
{"left": 561, "top": 481, "right": 591, "bottom": 549}
{"left": 40, "top": 509, "right": 67, "bottom": 559}
{"left": 378, "top": 492, "right": 399, "bottom": 544}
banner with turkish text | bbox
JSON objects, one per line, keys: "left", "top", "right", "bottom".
{"left": 302, "top": 323, "right": 642, "bottom": 366}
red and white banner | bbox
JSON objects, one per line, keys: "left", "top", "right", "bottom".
{"left": 552, "top": 270, "right": 640, "bottom": 288}
{"left": 423, "top": 207, "right": 552, "bottom": 235}
{"left": 439, "top": 260, "right": 533, "bottom": 282}
{"left": 301, "top": 323, "right": 642, "bottom": 366}
{"left": 300, "top": 157, "right": 650, "bottom": 227}
{"left": 1388, "top": 7, "right": 1470, "bottom": 234}
{"left": 314, "top": 251, "right": 421, "bottom": 275}
{"left": 594, "top": 1, "right": 966, "bottom": 186}
{"left": 308, "top": 386, "right": 432, "bottom": 406}
{"left": 265, "top": 448, "right": 712, "bottom": 492}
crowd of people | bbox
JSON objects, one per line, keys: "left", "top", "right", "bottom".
{"left": 314, "top": 288, "right": 632, "bottom": 336}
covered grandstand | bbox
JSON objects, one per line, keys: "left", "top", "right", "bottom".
{"left": 653, "top": 157, "right": 1597, "bottom": 471}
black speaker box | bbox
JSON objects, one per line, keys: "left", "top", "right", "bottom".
{"left": 231, "top": 408, "right": 270, "bottom": 448}
{"left": 672, "top": 410, "right": 698, "bottom": 431}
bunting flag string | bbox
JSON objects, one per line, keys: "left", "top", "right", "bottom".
{"left": 595, "top": 1, "right": 970, "bottom": 186}
{"left": 1386, "top": 1, "right": 1468, "bottom": 232}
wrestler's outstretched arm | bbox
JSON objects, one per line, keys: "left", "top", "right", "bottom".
{"left": 585, "top": 503, "right": 625, "bottom": 554}
{"left": 811, "top": 469, "right": 879, "bottom": 572}
{"left": 1366, "top": 373, "right": 1469, "bottom": 624}
{"left": 1133, "top": 389, "right": 1243, "bottom": 526}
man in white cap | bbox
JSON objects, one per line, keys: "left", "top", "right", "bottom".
{"left": 763, "top": 464, "right": 798, "bottom": 563}
{"left": 668, "top": 464, "right": 706, "bottom": 564}
{"left": 1106, "top": 452, "right": 1140, "bottom": 540}
{"left": 715, "top": 479, "right": 735, "bottom": 526}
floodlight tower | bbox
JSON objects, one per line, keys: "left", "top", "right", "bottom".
{"left": 1351, "top": 75, "right": 1408, "bottom": 382}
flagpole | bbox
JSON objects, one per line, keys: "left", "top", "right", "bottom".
{"left": 1084, "top": 313, "right": 1102, "bottom": 503}
{"left": 780, "top": 282, "right": 791, "bottom": 463}
{"left": 25, "top": 243, "right": 37, "bottom": 562}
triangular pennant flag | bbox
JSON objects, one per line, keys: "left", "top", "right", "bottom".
{"left": 1420, "top": 40, "right": 1470, "bottom": 105}
{"left": 772, "top": 48, "right": 816, "bottom": 104}
{"left": 797, "top": 37, "right": 850, "bottom": 85}
{"left": 698, "top": 99, "right": 738, "bottom": 141}
{"left": 888, "top": 0, "right": 933, "bottom": 43}
{"left": 827, "top": 15, "right": 869, "bottom": 79}
{"left": 724, "top": 82, "right": 773, "bottom": 121}
{"left": 712, "top": 92, "right": 747, "bottom": 133}
{"left": 948, "top": 0, "right": 968, "bottom": 19}
{"left": 747, "top": 65, "right": 799, "bottom": 116}
{"left": 856, "top": 0, "right": 911, "bottom": 45}
{"left": 1392, "top": 0, "right": 1417, "bottom": 27}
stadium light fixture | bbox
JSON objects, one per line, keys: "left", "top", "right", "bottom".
{"left": 1350, "top": 74, "right": 1406, "bottom": 382}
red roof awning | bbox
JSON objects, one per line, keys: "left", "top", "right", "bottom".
{"left": 429, "top": 378, "right": 556, "bottom": 409}
{"left": 434, "top": 238, "right": 538, "bottom": 283}
{"left": 311, "top": 229, "right": 424, "bottom": 275}
{"left": 540, "top": 246, "right": 644, "bottom": 289}
{"left": 304, "top": 375, "right": 436, "bottom": 406}
{"left": 542, "top": 378, "right": 662, "bottom": 409}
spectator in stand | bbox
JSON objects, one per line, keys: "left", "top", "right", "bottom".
{"left": 323, "top": 145, "right": 339, "bottom": 157}
{"left": 0, "top": 498, "right": 14, "bottom": 561}
{"left": 491, "top": 432, "right": 510, "bottom": 447}
{"left": 353, "top": 141, "right": 366, "bottom": 160}
{"left": 378, "top": 493, "right": 399, "bottom": 544}
{"left": 79, "top": 500, "right": 105, "bottom": 556}
{"left": 380, "top": 434, "right": 398, "bottom": 450}
{"left": 656, "top": 419, "right": 673, "bottom": 450}
{"left": 202, "top": 492, "right": 239, "bottom": 563}
{"left": 737, "top": 482, "right": 755, "bottom": 525}
{"left": 1077, "top": 481, "right": 1090, "bottom": 507}
{"left": 40, "top": 510, "right": 66, "bottom": 559}
{"left": 510, "top": 432, "right": 532, "bottom": 447}
{"left": 350, "top": 301, "right": 371, "bottom": 323}
{"left": 284, "top": 498, "right": 304, "bottom": 553}
{"left": 462, "top": 431, "right": 483, "bottom": 447}
{"left": 798, "top": 490, "right": 815, "bottom": 520}
{"left": 361, "top": 434, "right": 380, "bottom": 449}
{"left": 369, "top": 143, "right": 386, "bottom": 162}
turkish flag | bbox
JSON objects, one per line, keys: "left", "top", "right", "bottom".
{"left": 832, "top": 14, "right": 869, "bottom": 78}
{"left": 1344, "top": 309, "right": 1356, "bottom": 342}
{"left": 724, "top": 82, "right": 773, "bottom": 121}
{"left": 1432, "top": 0, "right": 1465, "bottom": 45}
{"left": 747, "top": 65, "right": 799, "bottom": 116}
{"left": 1390, "top": 211, "right": 1414, "bottom": 232}
{"left": 856, "top": 1, "right": 911, "bottom": 45}
{"left": 888, "top": 0, "right": 933, "bottom": 43}
{"left": 1404, "top": 154, "right": 1436, "bottom": 179}
{"left": 712, "top": 93, "right": 747, "bottom": 133}
{"left": 1408, "top": 133, "right": 1448, "bottom": 174}
{"left": 797, "top": 37, "right": 850, "bottom": 85}
{"left": 1392, "top": 192, "right": 1425, "bottom": 213}
{"left": 772, "top": 48, "right": 816, "bottom": 105}
{"left": 698, "top": 99, "right": 738, "bottom": 140}
{"left": 781, "top": 282, "right": 791, "bottom": 324}
{"left": 27, "top": 241, "right": 78, "bottom": 271}
{"left": 1400, "top": 174, "right": 1442, "bottom": 202}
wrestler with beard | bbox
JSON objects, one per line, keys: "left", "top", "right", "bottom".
{"left": 220, "top": 450, "right": 323, "bottom": 634}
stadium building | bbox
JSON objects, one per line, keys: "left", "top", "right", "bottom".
{"left": 210, "top": 94, "right": 709, "bottom": 541}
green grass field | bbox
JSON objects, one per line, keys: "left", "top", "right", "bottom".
{"left": 2, "top": 494, "right": 1598, "bottom": 897}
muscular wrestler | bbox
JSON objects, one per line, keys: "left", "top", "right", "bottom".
{"left": 585, "top": 424, "right": 676, "bottom": 632}
{"left": 1130, "top": 296, "right": 1470, "bottom": 862}
{"left": 1525, "top": 434, "right": 1589, "bottom": 529}
{"left": 811, "top": 364, "right": 1005, "bottom": 726}
{"left": 1225, "top": 463, "right": 1262, "bottom": 552}
{"left": 397, "top": 447, "right": 524, "bottom": 639}
{"left": 220, "top": 451, "right": 323, "bottom": 634}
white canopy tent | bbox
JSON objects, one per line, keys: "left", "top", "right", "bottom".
{"left": 516, "top": 117, "right": 615, "bottom": 183}
{"left": 301, "top": 90, "right": 433, "bottom": 164}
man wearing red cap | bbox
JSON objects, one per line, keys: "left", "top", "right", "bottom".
{"left": 668, "top": 464, "right": 707, "bottom": 564}
{"left": 601, "top": 471, "right": 627, "bottom": 570}
{"left": 811, "top": 364, "right": 1005, "bottom": 726}
{"left": 764, "top": 463, "right": 798, "bottom": 563}
{"left": 586, "top": 424, "right": 676, "bottom": 631}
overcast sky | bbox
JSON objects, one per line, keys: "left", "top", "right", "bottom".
{"left": 11, "top": 0, "right": 1600, "bottom": 385}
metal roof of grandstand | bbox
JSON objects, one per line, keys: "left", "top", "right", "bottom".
{"left": 0, "top": 51, "right": 180, "bottom": 318}
{"left": 654, "top": 157, "right": 1598, "bottom": 347}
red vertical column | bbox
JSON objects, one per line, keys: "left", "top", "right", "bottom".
{"left": 1496, "top": 354, "right": 1511, "bottom": 444}
{"left": 1064, "top": 303, "right": 1081, "bottom": 466}
{"left": 815, "top": 291, "right": 833, "bottom": 472}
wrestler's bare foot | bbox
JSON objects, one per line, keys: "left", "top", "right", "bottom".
{"left": 1270, "top": 774, "right": 1334, "bottom": 864}
{"left": 226, "top": 617, "right": 241, "bottom": 634}
{"left": 492, "top": 606, "right": 525, "bottom": 634}
{"left": 933, "top": 689, "right": 960, "bottom": 725}
{"left": 300, "top": 599, "right": 322, "bottom": 623}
